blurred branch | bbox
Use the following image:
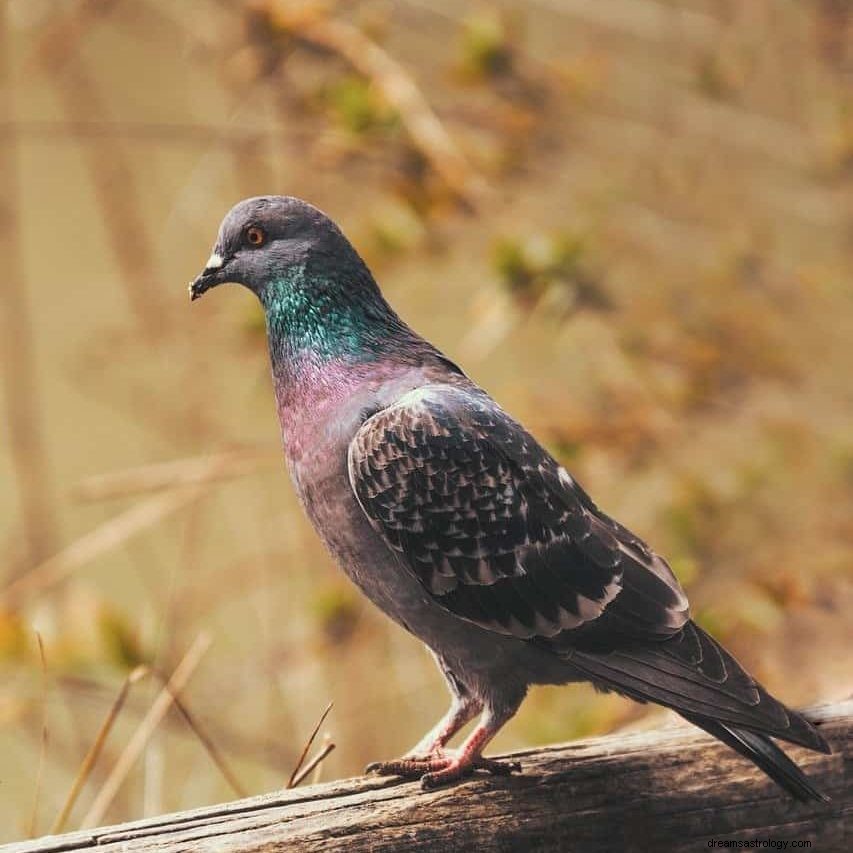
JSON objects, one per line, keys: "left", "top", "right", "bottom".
{"left": 269, "top": 5, "right": 485, "bottom": 208}
{"left": 0, "top": 4, "right": 60, "bottom": 575}
{"left": 0, "top": 119, "right": 287, "bottom": 146}
{"left": 527, "top": 0, "right": 720, "bottom": 47}
{"left": 73, "top": 448, "right": 280, "bottom": 502}
{"left": 0, "top": 118, "right": 407, "bottom": 182}
{"left": 81, "top": 632, "right": 212, "bottom": 829}
{"left": 36, "top": 5, "right": 166, "bottom": 336}
{"left": 67, "top": 346, "right": 231, "bottom": 449}
{"left": 27, "top": 633, "right": 49, "bottom": 838}
{"left": 30, "top": 0, "right": 120, "bottom": 71}
{"left": 1, "top": 486, "right": 208, "bottom": 607}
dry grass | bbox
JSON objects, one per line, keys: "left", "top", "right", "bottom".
{"left": 80, "top": 633, "right": 211, "bottom": 828}
{"left": 286, "top": 701, "right": 334, "bottom": 789}
{"left": 152, "top": 665, "right": 247, "bottom": 799}
{"left": 291, "top": 737, "right": 336, "bottom": 789}
{"left": 51, "top": 664, "right": 149, "bottom": 834}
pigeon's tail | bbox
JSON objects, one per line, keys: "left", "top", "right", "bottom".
{"left": 679, "top": 713, "right": 829, "bottom": 802}
{"left": 566, "top": 620, "right": 831, "bottom": 801}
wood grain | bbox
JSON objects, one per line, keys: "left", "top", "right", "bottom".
{"left": 6, "top": 702, "right": 849, "bottom": 853}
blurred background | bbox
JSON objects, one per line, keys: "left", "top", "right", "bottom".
{"left": 1, "top": 0, "right": 851, "bottom": 840}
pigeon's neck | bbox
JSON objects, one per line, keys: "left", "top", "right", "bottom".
{"left": 260, "top": 264, "right": 431, "bottom": 442}
{"left": 260, "top": 264, "right": 409, "bottom": 364}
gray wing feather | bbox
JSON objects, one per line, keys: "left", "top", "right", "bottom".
{"left": 348, "top": 385, "right": 689, "bottom": 645}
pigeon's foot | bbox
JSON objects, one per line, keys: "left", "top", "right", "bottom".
{"left": 365, "top": 755, "right": 448, "bottom": 777}
{"left": 420, "top": 754, "right": 521, "bottom": 789}
{"left": 367, "top": 707, "right": 522, "bottom": 788}
{"left": 366, "top": 751, "right": 521, "bottom": 788}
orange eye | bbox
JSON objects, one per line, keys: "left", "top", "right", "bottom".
{"left": 246, "top": 226, "right": 265, "bottom": 247}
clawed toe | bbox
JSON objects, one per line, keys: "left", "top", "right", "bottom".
{"left": 367, "top": 752, "right": 521, "bottom": 786}
{"left": 421, "top": 755, "right": 521, "bottom": 788}
{"left": 365, "top": 756, "right": 449, "bottom": 778}
{"left": 474, "top": 756, "right": 521, "bottom": 776}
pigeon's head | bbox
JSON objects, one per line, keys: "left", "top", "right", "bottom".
{"left": 189, "top": 196, "right": 364, "bottom": 304}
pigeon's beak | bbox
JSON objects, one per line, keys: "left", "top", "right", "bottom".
{"left": 189, "top": 252, "right": 230, "bottom": 302}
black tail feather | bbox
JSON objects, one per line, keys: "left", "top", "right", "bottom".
{"left": 681, "top": 713, "right": 830, "bottom": 803}
{"left": 567, "top": 620, "right": 831, "bottom": 800}
{"left": 570, "top": 622, "right": 830, "bottom": 753}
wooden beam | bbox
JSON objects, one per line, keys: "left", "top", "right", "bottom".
{"left": 6, "top": 701, "right": 849, "bottom": 852}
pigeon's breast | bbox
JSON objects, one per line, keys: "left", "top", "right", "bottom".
{"left": 276, "top": 372, "right": 564, "bottom": 694}
{"left": 288, "top": 414, "right": 439, "bottom": 631}
{"left": 273, "top": 366, "right": 436, "bottom": 623}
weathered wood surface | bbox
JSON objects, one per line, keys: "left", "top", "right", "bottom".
{"left": 6, "top": 702, "right": 850, "bottom": 853}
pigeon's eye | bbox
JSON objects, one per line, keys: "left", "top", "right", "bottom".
{"left": 246, "top": 226, "right": 266, "bottom": 247}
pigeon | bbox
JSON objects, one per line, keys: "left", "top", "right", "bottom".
{"left": 190, "top": 196, "right": 831, "bottom": 798}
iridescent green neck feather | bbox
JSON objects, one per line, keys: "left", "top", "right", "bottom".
{"left": 259, "top": 263, "right": 424, "bottom": 372}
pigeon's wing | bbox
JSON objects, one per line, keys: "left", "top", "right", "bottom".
{"left": 348, "top": 384, "right": 689, "bottom": 644}
{"left": 348, "top": 383, "right": 831, "bottom": 799}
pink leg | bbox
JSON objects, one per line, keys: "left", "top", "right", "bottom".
{"left": 368, "top": 703, "right": 522, "bottom": 789}
{"left": 365, "top": 694, "right": 480, "bottom": 776}
{"left": 409, "top": 694, "right": 481, "bottom": 756}
{"left": 420, "top": 707, "right": 520, "bottom": 789}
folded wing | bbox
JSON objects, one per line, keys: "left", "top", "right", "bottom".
{"left": 348, "top": 384, "right": 689, "bottom": 644}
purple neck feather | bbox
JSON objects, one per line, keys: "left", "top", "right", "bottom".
{"left": 258, "top": 266, "right": 459, "bottom": 463}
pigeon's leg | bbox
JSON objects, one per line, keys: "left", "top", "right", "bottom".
{"left": 407, "top": 665, "right": 481, "bottom": 757}
{"left": 419, "top": 701, "right": 522, "bottom": 789}
{"left": 363, "top": 695, "right": 480, "bottom": 778}
{"left": 368, "top": 688, "right": 524, "bottom": 787}
{"left": 366, "top": 664, "right": 480, "bottom": 777}
{"left": 406, "top": 693, "right": 481, "bottom": 758}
